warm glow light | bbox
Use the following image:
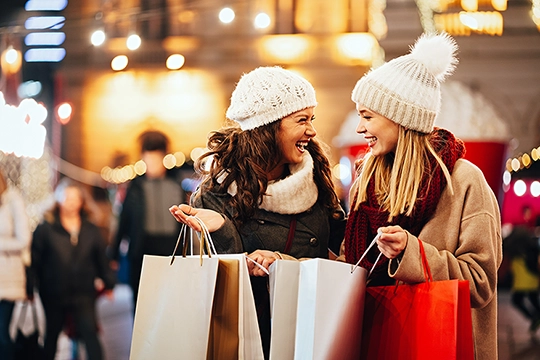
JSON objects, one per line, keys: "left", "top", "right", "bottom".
{"left": 1, "top": 47, "right": 22, "bottom": 73}
{"left": 166, "top": 54, "right": 185, "bottom": 70}
{"left": 332, "top": 160, "right": 352, "bottom": 187}
{"left": 163, "top": 154, "right": 176, "bottom": 169}
{"left": 6, "top": 47, "right": 19, "bottom": 64}
{"left": 190, "top": 147, "right": 206, "bottom": 162}
{"left": 56, "top": 102, "right": 72, "bottom": 124}
{"left": 531, "top": 181, "right": 540, "bottom": 197}
{"left": 134, "top": 160, "right": 146, "bottom": 175}
{"left": 532, "top": 148, "right": 539, "bottom": 161}
{"left": 0, "top": 93, "right": 47, "bottom": 158}
{"left": 435, "top": 11, "right": 503, "bottom": 36}
{"left": 259, "top": 35, "right": 312, "bottom": 63}
{"left": 491, "top": 0, "right": 507, "bottom": 11}
{"left": 511, "top": 158, "right": 521, "bottom": 172}
{"left": 460, "top": 13, "right": 479, "bottom": 30}
{"left": 522, "top": 153, "right": 531, "bottom": 167}
{"left": 91, "top": 30, "right": 106, "bottom": 46}
{"left": 513, "top": 180, "right": 526, "bottom": 197}
{"left": 174, "top": 152, "right": 186, "bottom": 167}
{"left": 254, "top": 13, "right": 271, "bottom": 29}
{"left": 335, "top": 33, "right": 378, "bottom": 64}
{"left": 461, "top": 0, "right": 478, "bottom": 12}
{"left": 126, "top": 34, "right": 141, "bottom": 50}
{"left": 219, "top": 8, "right": 235, "bottom": 24}
{"left": 111, "top": 55, "right": 128, "bottom": 71}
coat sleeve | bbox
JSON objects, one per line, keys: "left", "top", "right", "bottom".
{"left": 191, "top": 191, "right": 245, "bottom": 254}
{"left": 0, "top": 190, "right": 31, "bottom": 253}
{"left": 389, "top": 163, "right": 502, "bottom": 309}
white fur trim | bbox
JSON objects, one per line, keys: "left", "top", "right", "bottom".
{"left": 259, "top": 152, "right": 318, "bottom": 214}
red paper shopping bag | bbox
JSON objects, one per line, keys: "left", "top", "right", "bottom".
{"left": 360, "top": 240, "right": 474, "bottom": 360}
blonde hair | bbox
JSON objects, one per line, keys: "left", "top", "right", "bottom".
{"left": 352, "top": 127, "right": 453, "bottom": 220}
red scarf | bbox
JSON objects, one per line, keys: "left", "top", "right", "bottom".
{"left": 344, "top": 128, "right": 465, "bottom": 276}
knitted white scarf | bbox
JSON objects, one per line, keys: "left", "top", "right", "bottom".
{"left": 224, "top": 152, "right": 318, "bottom": 214}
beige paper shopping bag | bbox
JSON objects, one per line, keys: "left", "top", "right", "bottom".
{"left": 216, "top": 254, "right": 265, "bottom": 360}
{"left": 207, "top": 258, "right": 240, "bottom": 360}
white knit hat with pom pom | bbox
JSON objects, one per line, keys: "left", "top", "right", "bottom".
{"left": 351, "top": 32, "right": 458, "bottom": 134}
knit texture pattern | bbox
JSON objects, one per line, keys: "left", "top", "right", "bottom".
{"left": 226, "top": 66, "right": 318, "bottom": 130}
{"left": 351, "top": 33, "right": 458, "bottom": 133}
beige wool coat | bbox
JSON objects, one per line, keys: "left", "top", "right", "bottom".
{"left": 343, "top": 159, "right": 502, "bottom": 360}
{"left": 0, "top": 188, "right": 31, "bottom": 301}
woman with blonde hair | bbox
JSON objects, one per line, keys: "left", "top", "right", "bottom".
{"left": 0, "top": 171, "right": 31, "bottom": 360}
{"left": 341, "top": 33, "right": 502, "bottom": 359}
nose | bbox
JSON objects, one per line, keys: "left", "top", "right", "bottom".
{"left": 306, "top": 120, "right": 317, "bottom": 137}
{"left": 356, "top": 117, "right": 366, "bottom": 134}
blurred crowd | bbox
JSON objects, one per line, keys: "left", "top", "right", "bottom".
{"left": 0, "top": 129, "right": 194, "bottom": 360}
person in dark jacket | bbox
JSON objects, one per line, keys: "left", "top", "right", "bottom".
{"left": 31, "top": 178, "right": 116, "bottom": 360}
{"left": 169, "top": 66, "right": 346, "bottom": 358}
{"left": 108, "top": 130, "right": 185, "bottom": 310}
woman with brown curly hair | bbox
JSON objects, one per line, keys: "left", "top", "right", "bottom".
{"left": 170, "top": 66, "right": 346, "bottom": 357}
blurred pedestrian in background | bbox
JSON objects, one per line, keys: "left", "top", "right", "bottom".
{"left": 0, "top": 171, "right": 31, "bottom": 360}
{"left": 109, "top": 130, "right": 186, "bottom": 310}
{"left": 30, "top": 177, "right": 116, "bottom": 360}
{"left": 504, "top": 205, "right": 540, "bottom": 334}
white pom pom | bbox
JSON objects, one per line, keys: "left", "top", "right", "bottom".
{"left": 408, "top": 32, "right": 458, "bottom": 82}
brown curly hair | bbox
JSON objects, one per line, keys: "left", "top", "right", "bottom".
{"left": 193, "top": 121, "right": 341, "bottom": 227}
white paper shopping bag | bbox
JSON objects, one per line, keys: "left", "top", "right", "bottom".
{"left": 268, "top": 260, "right": 301, "bottom": 360}
{"left": 294, "top": 258, "right": 367, "bottom": 360}
{"left": 130, "top": 254, "right": 220, "bottom": 360}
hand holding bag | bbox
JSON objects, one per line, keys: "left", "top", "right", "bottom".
{"left": 360, "top": 238, "right": 475, "bottom": 360}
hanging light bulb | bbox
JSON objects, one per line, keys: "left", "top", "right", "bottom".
{"left": 126, "top": 33, "right": 141, "bottom": 50}
{"left": 254, "top": 12, "right": 271, "bottom": 29}
{"left": 91, "top": 29, "right": 106, "bottom": 46}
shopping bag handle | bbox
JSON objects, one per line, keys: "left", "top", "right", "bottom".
{"left": 418, "top": 239, "right": 433, "bottom": 282}
{"left": 351, "top": 229, "right": 383, "bottom": 275}
{"left": 170, "top": 216, "right": 218, "bottom": 266}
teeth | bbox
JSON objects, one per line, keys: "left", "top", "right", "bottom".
{"left": 366, "top": 137, "right": 377, "bottom": 145}
{"left": 296, "top": 141, "right": 308, "bottom": 149}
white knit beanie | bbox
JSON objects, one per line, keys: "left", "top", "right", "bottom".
{"left": 226, "top": 66, "right": 318, "bottom": 131}
{"left": 351, "top": 33, "right": 458, "bottom": 134}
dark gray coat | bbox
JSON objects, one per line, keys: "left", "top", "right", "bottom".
{"left": 193, "top": 190, "right": 346, "bottom": 258}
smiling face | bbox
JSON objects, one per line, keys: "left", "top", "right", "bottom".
{"left": 268, "top": 107, "right": 316, "bottom": 179}
{"left": 356, "top": 104, "right": 400, "bottom": 156}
